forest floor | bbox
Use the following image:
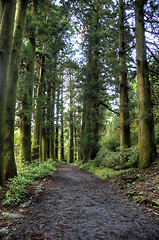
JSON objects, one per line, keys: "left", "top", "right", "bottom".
{"left": 0, "top": 164, "right": 159, "bottom": 239}
{"left": 110, "top": 158, "right": 159, "bottom": 214}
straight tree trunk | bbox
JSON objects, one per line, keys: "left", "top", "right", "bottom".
{"left": 39, "top": 58, "right": 46, "bottom": 162}
{"left": 20, "top": 0, "right": 36, "bottom": 164}
{"left": 46, "top": 81, "right": 51, "bottom": 159}
{"left": 74, "top": 122, "right": 77, "bottom": 161}
{"left": 119, "top": 0, "right": 130, "bottom": 163}
{"left": 32, "top": 53, "right": 45, "bottom": 161}
{"left": 20, "top": 37, "right": 35, "bottom": 164}
{"left": 69, "top": 74, "right": 74, "bottom": 163}
{"left": 79, "top": 102, "right": 86, "bottom": 161}
{"left": 50, "top": 81, "right": 55, "bottom": 160}
{"left": 4, "top": 0, "right": 28, "bottom": 180}
{"left": 0, "top": 0, "right": 16, "bottom": 185}
{"left": 60, "top": 84, "right": 65, "bottom": 161}
{"left": 135, "top": 0, "right": 156, "bottom": 168}
{"left": 49, "top": 56, "right": 57, "bottom": 160}
{"left": 55, "top": 90, "right": 60, "bottom": 160}
{"left": 87, "top": 9, "right": 100, "bottom": 161}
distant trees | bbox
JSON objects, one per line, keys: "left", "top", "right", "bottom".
{"left": 73, "top": 0, "right": 119, "bottom": 163}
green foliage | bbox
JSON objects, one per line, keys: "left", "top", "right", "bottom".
{"left": 80, "top": 160, "right": 135, "bottom": 179}
{"left": 155, "top": 124, "right": 159, "bottom": 146}
{"left": 2, "top": 176, "right": 31, "bottom": 206}
{"left": 93, "top": 168, "right": 135, "bottom": 180}
{"left": 2, "top": 159, "right": 56, "bottom": 206}
{"left": 95, "top": 148, "right": 120, "bottom": 168}
{"left": 21, "top": 159, "right": 56, "bottom": 180}
{"left": 101, "top": 131, "right": 120, "bottom": 152}
{"left": 118, "top": 146, "right": 138, "bottom": 169}
{"left": 80, "top": 159, "right": 98, "bottom": 172}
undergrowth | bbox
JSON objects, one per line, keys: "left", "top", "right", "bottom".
{"left": 80, "top": 160, "right": 135, "bottom": 180}
{"left": 79, "top": 145, "right": 138, "bottom": 180}
{"left": 2, "top": 159, "right": 56, "bottom": 206}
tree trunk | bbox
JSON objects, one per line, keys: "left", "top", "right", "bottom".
{"left": 0, "top": 0, "right": 16, "bottom": 185}
{"left": 50, "top": 81, "right": 55, "bottom": 160}
{"left": 4, "top": 0, "right": 28, "bottom": 180}
{"left": 135, "top": 0, "right": 156, "bottom": 168}
{"left": 55, "top": 90, "right": 60, "bottom": 160}
{"left": 32, "top": 53, "right": 45, "bottom": 161}
{"left": 74, "top": 122, "right": 77, "bottom": 161}
{"left": 46, "top": 81, "right": 51, "bottom": 159}
{"left": 20, "top": 0, "right": 36, "bottom": 164}
{"left": 119, "top": 0, "right": 130, "bottom": 163}
{"left": 60, "top": 84, "right": 65, "bottom": 161}
{"left": 87, "top": 9, "right": 100, "bottom": 161}
{"left": 69, "top": 74, "right": 74, "bottom": 163}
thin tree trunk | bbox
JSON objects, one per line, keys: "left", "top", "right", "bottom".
{"left": 50, "top": 81, "right": 55, "bottom": 160}
{"left": 39, "top": 55, "right": 46, "bottom": 162}
{"left": 60, "top": 84, "right": 65, "bottom": 161}
{"left": 119, "top": 0, "right": 130, "bottom": 163}
{"left": 0, "top": 0, "right": 16, "bottom": 185}
{"left": 135, "top": 0, "right": 156, "bottom": 168}
{"left": 79, "top": 102, "right": 86, "bottom": 161}
{"left": 69, "top": 75, "right": 74, "bottom": 163}
{"left": 55, "top": 90, "right": 60, "bottom": 160}
{"left": 46, "top": 81, "right": 51, "bottom": 159}
{"left": 74, "top": 122, "right": 77, "bottom": 161}
{"left": 4, "top": 0, "right": 28, "bottom": 180}
{"left": 32, "top": 53, "right": 45, "bottom": 161}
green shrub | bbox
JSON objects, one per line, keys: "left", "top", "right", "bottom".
{"left": 103, "top": 133, "right": 120, "bottom": 152}
{"left": 95, "top": 148, "right": 120, "bottom": 168}
{"left": 117, "top": 145, "right": 138, "bottom": 169}
{"left": 80, "top": 159, "right": 97, "bottom": 172}
{"left": 2, "top": 159, "right": 56, "bottom": 206}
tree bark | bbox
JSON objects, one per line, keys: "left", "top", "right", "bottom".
{"left": 4, "top": 0, "right": 28, "bottom": 180}
{"left": 60, "top": 84, "right": 65, "bottom": 161}
{"left": 32, "top": 53, "right": 45, "bottom": 161}
{"left": 50, "top": 81, "right": 55, "bottom": 160}
{"left": 46, "top": 80, "right": 51, "bottom": 159}
{"left": 20, "top": 0, "right": 36, "bottom": 164}
{"left": 55, "top": 89, "right": 60, "bottom": 160}
{"left": 0, "top": 0, "right": 16, "bottom": 185}
{"left": 135, "top": 0, "right": 156, "bottom": 168}
{"left": 69, "top": 76, "right": 74, "bottom": 163}
{"left": 119, "top": 0, "right": 131, "bottom": 163}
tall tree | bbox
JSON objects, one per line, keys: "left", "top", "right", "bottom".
{"left": 69, "top": 71, "right": 74, "bottom": 163}
{"left": 4, "top": 0, "right": 28, "bottom": 180}
{"left": 60, "top": 83, "right": 65, "bottom": 161}
{"left": 135, "top": 0, "right": 156, "bottom": 168}
{"left": 119, "top": 0, "right": 130, "bottom": 163}
{"left": 55, "top": 88, "right": 60, "bottom": 160}
{"left": 0, "top": 0, "right": 16, "bottom": 185}
{"left": 20, "top": 0, "right": 36, "bottom": 164}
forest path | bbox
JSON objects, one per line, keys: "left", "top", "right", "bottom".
{"left": 4, "top": 165, "right": 159, "bottom": 239}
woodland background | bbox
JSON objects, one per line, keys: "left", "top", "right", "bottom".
{"left": 0, "top": 0, "right": 158, "bottom": 205}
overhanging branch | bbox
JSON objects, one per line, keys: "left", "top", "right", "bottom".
{"left": 99, "top": 101, "right": 119, "bottom": 116}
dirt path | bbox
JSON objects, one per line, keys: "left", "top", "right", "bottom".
{"left": 3, "top": 165, "right": 159, "bottom": 240}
